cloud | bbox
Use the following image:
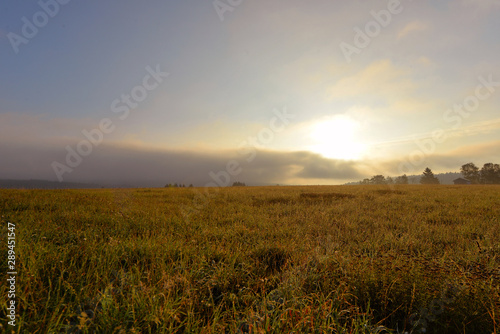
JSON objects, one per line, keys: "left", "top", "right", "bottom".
{"left": 325, "top": 59, "right": 441, "bottom": 115}
{"left": 0, "top": 141, "right": 365, "bottom": 187}
{"left": 397, "top": 21, "right": 429, "bottom": 39}
{"left": 446, "top": 139, "right": 500, "bottom": 160}
{"left": 461, "top": 0, "right": 500, "bottom": 10}
{"left": 2, "top": 127, "right": 498, "bottom": 186}
{"left": 327, "top": 59, "right": 414, "bottom": 100}
{"left": 416, "top": 56, "right": 434, "bottom": 67}
{"left": 372, "top": 136, "right": 500, "bottom": 177}
{"left": 371, "top": 118, "right": 500, "bottom": 149}
{"left": 294, "top": 155, "right": 364, "bottom": 180}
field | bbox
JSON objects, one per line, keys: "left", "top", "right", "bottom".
{"left": 1, "top": 185, "right": 500, "bottom": 333}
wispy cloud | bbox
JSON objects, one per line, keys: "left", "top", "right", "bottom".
{"left": 327, "top": 59, "right": 414, "bottom": 100}
{"left": 325, "top": 59, "right": 441, "bottom": 115}
{"left": 397, "top": 21, "right": 429, "bottom": 39}
{"left": 370, "top": 118, "right": 500, "bottom": 150}
{"left": 448, "top": 139, "right": 500, "bottom": 156}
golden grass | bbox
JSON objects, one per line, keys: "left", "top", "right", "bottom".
{"left": 0, "top": 185, "right": 499, "bottom": 333}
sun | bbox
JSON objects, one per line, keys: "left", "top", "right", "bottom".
{"left": 309, "top": 115, "right": 367, "bottom": 160}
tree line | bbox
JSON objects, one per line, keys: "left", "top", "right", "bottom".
{"left": 460, "top": 162, "right": 500, "bottom": 184}
{"left": 357, "top": 162, "right": 500, "bottom": 186}
{"left": 165, "top": 183, "right": 193, "bottom": 188}
{"left": 359, "top": 174, "right": 409, "bottom": 185}
{"left": 357, "top": 167, "right": 440, "bottom": 185}
{"left": 164, "top": 182, "right": 247, "bottom": 188}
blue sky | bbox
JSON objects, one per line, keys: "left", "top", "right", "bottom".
{"left": 1, "top": 0, "right": 499, "bottom": 186}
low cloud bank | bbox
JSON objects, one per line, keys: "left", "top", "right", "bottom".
{"left": 2, "top": 138, "right": 498, "bottom": 187}
{"left": 0, "top": 142, "right": 365, "bottom": 187}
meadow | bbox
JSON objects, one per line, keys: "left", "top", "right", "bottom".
{"left": 1, "top": 185, "right": 499, "bottom": 333}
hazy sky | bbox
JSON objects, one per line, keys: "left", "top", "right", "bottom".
{"left": 1, "top": 0, "right": 499, "bottom": 186}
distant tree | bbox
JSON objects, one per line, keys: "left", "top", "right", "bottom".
{"left": 395, "top": 174, "right": 409, "bottom": 184}
{"left": 480, "top": 163, "right": 500, "bottom": 184}
{"left": 164, "top": 183, "right": 170, "bottom": 188}
{"left": 173, "top": 183, "right": 178, "bottom": 188}
{"left": 370, "top": 175, "right": 386, "bottom": 185}
{"left": 189, "top": 184, "right": 194, "bottom": 187}
{"left": 360, "top": 178, "right": 371, "bottom": 185}
{"left": 420, "top": 168, "right": 440, "bottom": 184}
{"left": 232, "top": 181, "right": 246, "bottom": 187}
{"left": 386, "top": 176, "right": 394, "bottom": 184}
{"left": 461, "top": 162, "right": 480, "bottom": 184}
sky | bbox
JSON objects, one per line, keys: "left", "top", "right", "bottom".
{"left": 1, "top": 0, "right": 500, "bottom": 187}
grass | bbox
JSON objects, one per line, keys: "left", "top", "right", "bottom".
{"left": 0, "top": 185, "right": 499, "bottom": 333}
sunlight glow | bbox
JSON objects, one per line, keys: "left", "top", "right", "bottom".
{"left": 310, "top": 115, "right": 367, "bottom": 160}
